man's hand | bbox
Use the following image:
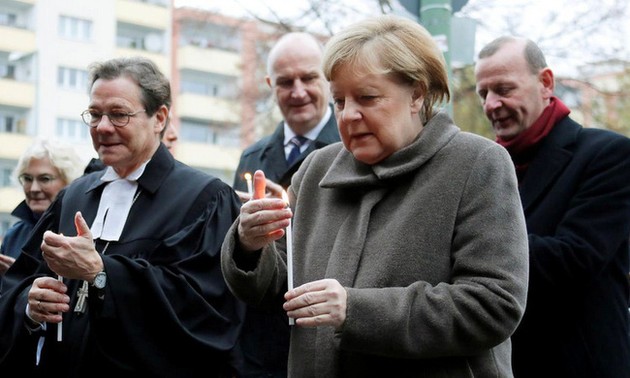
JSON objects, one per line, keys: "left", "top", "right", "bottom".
{"left": 0, "top": 254, "right": 15, "bottom": 275}
{"left": 27, "top": 276, "right": 70, "bottom": 324}
{"left": 41, "top": 211, "right": 103, "bottom": 282}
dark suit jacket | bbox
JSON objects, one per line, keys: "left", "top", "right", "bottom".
{"left": 512, "top": 116, "right": 630, "bottom": 377}
{"left": 231, "top": 108, "right": 339, "bottom": 377}
{"left": 233, "top": 107, "right": 340, "bottom": 191}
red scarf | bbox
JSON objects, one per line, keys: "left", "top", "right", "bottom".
{"left": 497, "top": 96, "right": 570, "bottom": 182}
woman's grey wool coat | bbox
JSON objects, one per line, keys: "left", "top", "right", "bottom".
{"left": 222, "top": 111, "right": 529, "bottom": 378}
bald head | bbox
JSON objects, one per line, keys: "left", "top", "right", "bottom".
{"left": 265, "top": 32, "right": 329, "bottom": 134}
{"left": 478, "top": 36, "right": 548, "bottom": 75}
{"left": 266, "top": 32, "right": 324, "bottom": 77}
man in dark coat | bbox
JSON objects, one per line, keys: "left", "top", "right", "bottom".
{"left": 233, "top": 32, "right": 340, "bottom": 198}
{"left": 0, "top": 56, "right": 244, "bottom": 377}
{"left": 475, "top": 36, "right": 630, "bottom": 377}
{"left": 231, "top": 32, "right": 340, "bottom": 377}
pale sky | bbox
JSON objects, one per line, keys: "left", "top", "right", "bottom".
{"left": 174, "top": 0, "right": 388, "bottom": 33}
{"left": 175, "top": 0, "right": 630, "bottom": 77}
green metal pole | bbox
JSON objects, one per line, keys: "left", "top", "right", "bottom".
{"left": 420, "top": 0, "right": 453, "bottom": 115}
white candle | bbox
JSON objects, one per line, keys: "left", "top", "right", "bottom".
{"left": 57, "top": 274, "right": 63, "bottom": 341}
{"left": 244, "top": 172, "right": 253, "bottom": 197}
{"left": 282, "top": 190, "right": 295, "bottom": 325}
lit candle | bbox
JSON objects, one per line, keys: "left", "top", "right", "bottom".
{"left": 281, "top": 190, "right": 295, "bottom": 325}
{"left": 244, "top": 172, "right": 253, "bottom": 197}
{"left": 57, "top": 274, "right": 63, "bottom": 341}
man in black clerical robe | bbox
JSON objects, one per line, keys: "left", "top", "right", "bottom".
{"left": 0, "top": 56, "right": 244, "bottom": 377}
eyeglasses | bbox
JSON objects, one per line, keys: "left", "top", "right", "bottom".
{"left": 81, "top": 109, "right": 146, "bottom": 128}
{"left": 18, "top": 174, "right": 58, "bottom": 187}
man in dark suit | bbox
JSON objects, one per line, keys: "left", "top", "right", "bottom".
{"left": 231, "top": 32, "right": 340, "bottom": 377}
{"left": 475, "top": 36, "right": 630, "bottom": 377}
{"left": 233, "top": 32, "right": 340, "bottom": 201}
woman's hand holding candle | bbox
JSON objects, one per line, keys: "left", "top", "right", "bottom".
{"left": 237, "top": 170, "right": 292, "bottom": 253}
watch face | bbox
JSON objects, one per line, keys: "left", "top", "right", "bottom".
{"left": 94, "top": 272, "right": 107, "bottom": 289}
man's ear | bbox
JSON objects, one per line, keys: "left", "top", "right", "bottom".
{"left": 155, "top": 105, "right": 169, "bottom": 135}
{"left": 539, "top": 67, "right": 555, "bottom": 100}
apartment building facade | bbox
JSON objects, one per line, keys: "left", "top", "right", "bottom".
{"left": 0, "top": 0, "right": 279, "bottom": 240}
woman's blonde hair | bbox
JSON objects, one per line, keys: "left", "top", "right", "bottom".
{"left": 322, "top": 15, "right": 450, "bottom": 122}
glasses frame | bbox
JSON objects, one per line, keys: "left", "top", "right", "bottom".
{"left": 18, "top": 174, "right": 58, "bottom": 187}
{"left": 81, "top": 109, "right": 146, "bottom": 128}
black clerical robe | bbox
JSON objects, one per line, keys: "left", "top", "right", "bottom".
{"left": 0, "top": 144, "right": 245, "bottom": 377}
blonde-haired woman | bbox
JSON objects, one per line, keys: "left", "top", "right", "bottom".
{"left": 222, "top": 15, "right": 528, "bottom": 377}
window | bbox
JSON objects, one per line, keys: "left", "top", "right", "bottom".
{"left": 117, "top": 23, "right": 164, "bottom": 53}
{"left": 0, "top": 52, "right": 34, "bottom": 82}
{"left": 215, "top": 126, "right": 240, "bottom": 148}
{"left": 0, "top": 166, "right": 12, "bottom": 187}
{"left": 180, "top": 119, "right": 240, "bottom": 147}
{"left": 0, "top": 110, "right": 26, "bottom": 134}
{"left": 56, "top": 118, "right": 89, "bottom": 141}
{"left": 117, "top": 34, "right": 145, "bottom": 50}
{"left": 0, "top": 115, "right": 14, "bottom": 132}
{"left": 180, "top": 22, "right": 242, "bottom": 52}
{"left": 180, "top": 119, "right": 213, "bottom": 143}
{"left": 0, "top": 12, "right": 17, "bottom": 27}
{"left": 59, "top": 15, "right": 92, "bottom": 41}
{"left": 0, "top": 64, "right": 15, "bottom": 79}
{"left": 57, "top": 67, "right": 88, "bottom": 91}
{"left": 180, "top": 80, "right": 216, "bottom": 96}
{"left": 180, "top": 71, "right": 239, "bottom": 99}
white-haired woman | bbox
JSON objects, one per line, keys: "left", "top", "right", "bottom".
{"left": 0, "top": 139, "right": 83, "bottom": 274}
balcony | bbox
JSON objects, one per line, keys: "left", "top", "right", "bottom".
{"left": 0, "top": 25, "right": 35, "bottom": 54}
{"left": 178, "top": 45, "right": 241, "bottom": 77}
{"left": 177, "top": 93, "right": 240, "bottom": 124}
{"left": 114, "top": 47, "right": 169, "bottom": 77}
{"left": 0, "top": 78, "right": 34, "bottom": 108}
{"left": 116, "top": 0, "right": 169, "bottom": 30}
{"left": 0, "top": 131, "right": 31, "bottom": 158}
{"left": 176, "top": 141, "right": 241, "bottom": 172}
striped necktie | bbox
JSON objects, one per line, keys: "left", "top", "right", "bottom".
{"left": 287, "top": 135, "right": 308, "bottom": 165}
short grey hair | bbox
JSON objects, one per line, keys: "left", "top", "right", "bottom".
{"left": 478, "top": 36, "right": 548, "bottom": 75}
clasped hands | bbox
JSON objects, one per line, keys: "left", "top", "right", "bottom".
{"left": 237, "top": 170, "right": 347, "bottom": 330}
{"left": 28, "top": 211, "right": 103, "bottom": 324}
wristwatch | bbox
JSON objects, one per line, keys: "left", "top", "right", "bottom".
{"left": 92, "top": 271, "right": 107, "bottom": 289}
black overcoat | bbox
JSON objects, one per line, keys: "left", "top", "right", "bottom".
{"left": 512, "top": 116, "right": 630, "bottom": 377}
{"left": 0, "top": 144, "right": 245, "bottom": 377}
